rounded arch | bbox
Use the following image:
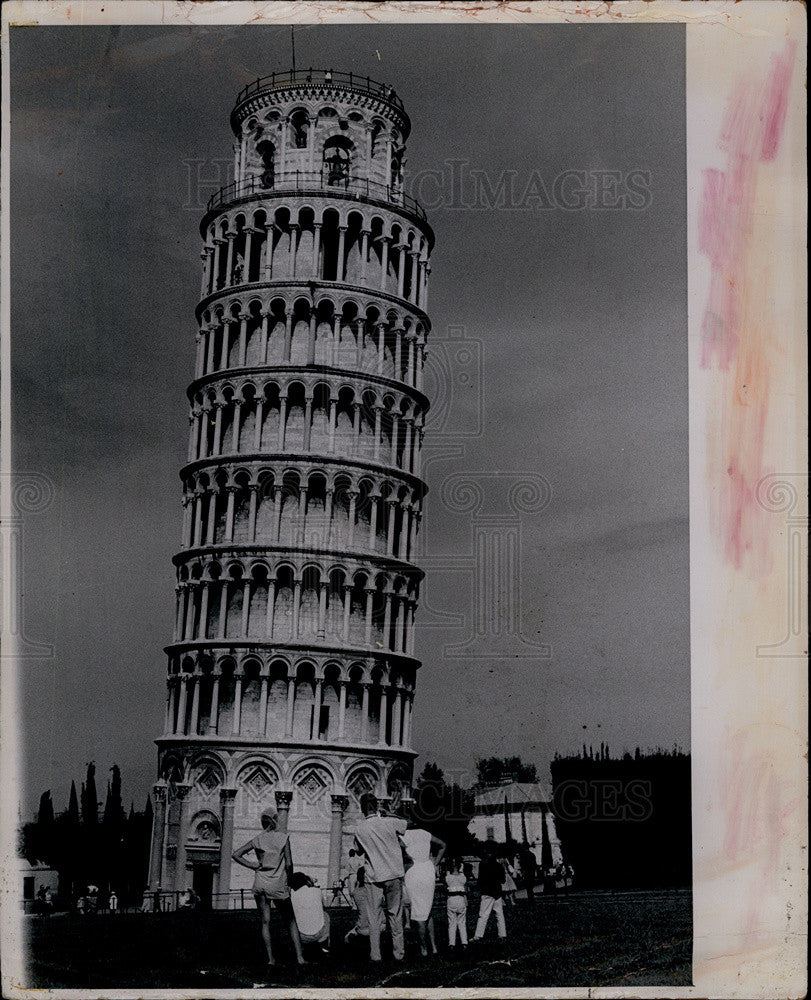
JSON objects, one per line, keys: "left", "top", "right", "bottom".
{"left": 187, "top": 810, "right": 222, "bottom": 844}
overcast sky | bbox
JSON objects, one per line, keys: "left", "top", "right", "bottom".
{"left": 10, "top": 22, "right": 688, "bottom": 815}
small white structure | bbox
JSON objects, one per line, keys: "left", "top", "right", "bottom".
{"left": 18, "top": 859, "right": 59, "bottom": 910}
{"left": 468, "top": 781, "right": 564, "bottom": 869}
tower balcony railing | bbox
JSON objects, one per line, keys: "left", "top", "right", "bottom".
{"left": 235, "top": 69, "right": 405, "bottom": 111}
{"left": 206, "top": 170, "right": 427, "bottom": 223}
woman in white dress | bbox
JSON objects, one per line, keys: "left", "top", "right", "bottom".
{"left": 500, "top": 857, "right": 517, "bottom": 906}
{"left": 399, "top": 823, "right": 446, "bottom": 956}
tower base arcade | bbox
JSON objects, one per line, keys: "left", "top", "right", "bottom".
{"left": 146, "top": 742, "right": 414, "bottom": 907}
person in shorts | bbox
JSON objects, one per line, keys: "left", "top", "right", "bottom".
{"left": 232, "top": 809, "right": 305, "bottom": 970}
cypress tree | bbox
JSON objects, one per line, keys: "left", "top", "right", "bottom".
{"left": 104, "top": 765, "right": 123, "bottom": 828}
{"left": 81, "top": 762, "right": 98, "bottom": 825}
{"left": 67, "top": 781, "right": 80, "bottom": 825}
{"left": 102, "top": 765, "right": 124, "bottom": 894}
{"left": 37, "top": 790, "right": 54, "bottom": 826}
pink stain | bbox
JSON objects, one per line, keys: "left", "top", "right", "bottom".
{"left": 761, "top": 43, "right": 796, "bottom": 162}
{"left": 698, "top": 42, "right": 795, "bottom": 574}
{"left": 722, "top": 728, "right": 802, "bottom": 943}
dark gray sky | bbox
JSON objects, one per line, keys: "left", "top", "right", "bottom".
{"left": 10, "top": 22, "right": 688, "bottom": 816}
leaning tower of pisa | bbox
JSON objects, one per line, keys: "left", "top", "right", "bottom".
{"left": 146, "top": 70, "right": 434, "bottom": 907}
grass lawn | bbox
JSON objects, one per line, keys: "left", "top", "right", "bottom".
{"left": 24, "top": 888, "right": 691, "bottom": 989}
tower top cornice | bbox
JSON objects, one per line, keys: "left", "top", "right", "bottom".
{"left": 231, "top": 69, "right": 411, "bottom": 139}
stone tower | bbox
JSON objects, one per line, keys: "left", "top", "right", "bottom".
{"left": 146, "top": 69, "right": 433, "bottom": 907}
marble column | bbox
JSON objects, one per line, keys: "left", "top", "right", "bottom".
{"left": 364, "top": 588, "right": 374, "bottom": 645}
{"left": 391, "top": 689, "right": 402, "bottom": 746}
{"left": 312, "top": 679, "right": 323, "bottom": 739}
{"left": 338, "top": 682, "right": 347, "bottom": 738}
{"left": 378, "top": 685, "right": 389, "bottom": 744}
{"left": 361, "top": 682, "right": 370, "bottom": 742}
{"left": 189, "top": 672, "right": 202, "bottom": 734}
{"left": 176, "top": 675, "right": 189, "bottom": 735}
{"left": 265, "top": 579, "right": 277, "bottom": 638}
{"left": 225, "top": 233, "right": 236, "bottom": 287}
{"left": 232, "top": 669, "right": 243, "bottom": 735}
{"left": 336, "top": 226, "right": 346, "bottom": 281}
{"left": 258, "top": 667, "right": 269, "bottom": 735}
{"left": 164, "top": 677, "right": 176, "bottom": 734}
{"left": 208, "top": 670, "right": 221, "bottom": 734}
{"left": 238, "top": 313, "right": 249, "bottom": 366}
{"left": 148, "top": 784, "right": 168, "bottom": 890}
{"left": 285, "top": 677, "right": 295, "bottom": 737}
{"left": 275, "top": 790, "right": 293, "bottom": 833}
{"left": 342, "top": 584, "right": 352, "bottom": 642}
{"left": 173, "top": 784, "right": 192, "bottom": 892}
{"left": 347, "top": 491, "right": 358, "bottom": 548}
{"left": 216, "top": 788, "right": 238, "bottom": 908}
{"left": 327, "top": 795, "right": 349, "bottom": 888}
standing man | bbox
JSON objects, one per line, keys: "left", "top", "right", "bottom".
{"left": 472, "top": 843, "right": 507, "bottom": 943}
{"left": 518, "top": 845, "right": 537, "bottom": 906}
{"left": 353, "top": 792, "right": 407, "bottom": 964}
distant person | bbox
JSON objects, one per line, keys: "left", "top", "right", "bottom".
{"left": 289, "top": 872, "right": 330, "bottom": 954}
{"left": 344, "top": 849, "right": 370, "bottom": 944}
{"left": 472, "top": 844, "right": 507, "bottom": 942}
{"left": 179, "top": 888, "right": 198, "bottom": 910}
{"left": 444, "top": 858, "right": 468, "bottom": 950}
{"left": 353, "top": 792, "right": 407, "bottom": 964}
{"left": 500, "top": 857, "right": 517, "bottom": 906}
{"left": 518, "top": 847, "right": 537, "bottom": 905}
{"left": 76, "top": 894, "right": 86, "bottom": 916}
{"left": 400, "top": 820, "right": 445, "bottom": 956}
{"left": 44, "top": 887, "right": 54, "bottom": 912}
{"left": 565, "top": 863, "right": 575, "bottom": 890}
{"left": 232, "top": 808, "right": 306, "bottom": 971}
{"left": 109, "top": 890, "right": 118, "bottom": 914}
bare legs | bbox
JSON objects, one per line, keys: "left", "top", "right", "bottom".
{"left": 287, "top": 912, "right": 306, "bottom": 966}
{"left": 413, "top": 916, "right": 437, "bottom": 956}
{"left": 255, "top": 895, "right": 276, "bottom": 966}
{"left": 255, "top": 894, "right": 306, "bottom": 967}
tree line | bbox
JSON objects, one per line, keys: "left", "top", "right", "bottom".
{"left": 550, "top": 745, "right": 691, "bottom": 888}
{"left": 19, "top": 748, "right": 691, "bottom": 903}
{"left": 19, "top": 762, "right": 153, "bottom": 906}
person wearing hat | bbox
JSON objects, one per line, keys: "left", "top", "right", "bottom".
{"left": 232, "top": 808, "right": 306, "bottom": 970}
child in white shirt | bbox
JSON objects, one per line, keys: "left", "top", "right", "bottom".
{"left": 445, "top": 859, "right": 468, "bottom": 948}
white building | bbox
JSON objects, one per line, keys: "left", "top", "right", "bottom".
{"left": 18, "top": 859, "right": 59, "bottom": 911}
{"left": 468, "top": 782, "right": 564, "bottom": 870}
